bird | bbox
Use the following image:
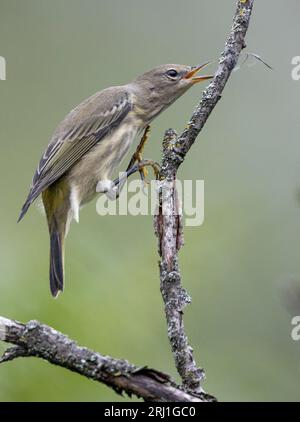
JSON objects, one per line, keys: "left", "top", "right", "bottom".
{"left": 18, "top": 63, "right": 213, "bottom": 297}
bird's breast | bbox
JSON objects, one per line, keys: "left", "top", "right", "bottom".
{"left": 67, "top": 121, "right": 141, "bottom": 205}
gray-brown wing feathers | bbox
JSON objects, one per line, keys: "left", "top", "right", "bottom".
{"left": 18, "top": 87, "right": 132, "bottom": 221}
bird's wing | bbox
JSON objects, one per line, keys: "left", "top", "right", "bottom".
{"left": 19, "top": 86, "right": 132, "bottom": 221}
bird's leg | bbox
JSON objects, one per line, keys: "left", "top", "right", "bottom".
{"left": 112, "top": 159, "right": 161, "bottom": 199}
{"left": 127, "top": 159, "right": 160, "bottom": 179}
{"left": 126, "top": 125, "right": 151, "bottom": 182}
{"left": 116, "top": 159, "right": 160, "bottom": 183}
{"left": 110, "top": 126, "right": 158, "bottom": 200}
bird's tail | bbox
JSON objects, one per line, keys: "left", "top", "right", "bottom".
{"left": 49, "top": 219, "right": 65, "bottom": 297}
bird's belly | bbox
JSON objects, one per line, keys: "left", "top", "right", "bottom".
{"left": 66, "top": 124, "right": 139, "bottom": 205}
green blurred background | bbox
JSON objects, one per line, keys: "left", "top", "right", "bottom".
{"left": 0, "top": 0, "right": 300, "bottom": 402}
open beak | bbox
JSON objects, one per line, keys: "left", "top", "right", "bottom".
{"left": 184, "top": 62, "right": 214, "bottom": 83}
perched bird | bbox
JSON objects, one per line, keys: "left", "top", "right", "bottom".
{"left": 18, "top": 63, "right": 213, "bottom": 297}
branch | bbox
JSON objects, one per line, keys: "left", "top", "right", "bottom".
{"left": 0, "top": 316, "right": 212, "bottom": 402}
{"left": 154, "top": 0, "right": 254, "bottom": 397}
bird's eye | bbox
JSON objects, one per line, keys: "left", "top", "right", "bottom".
{"left": 166, "top": 69, "right": 179, "bottom": 79}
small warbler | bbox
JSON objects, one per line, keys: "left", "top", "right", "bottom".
{"left": 18, "top": 63, "right": 212, "bottom": 297}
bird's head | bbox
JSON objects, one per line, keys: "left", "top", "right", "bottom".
{"left": 130, "top": 63, "right": 213, "bottom": 117}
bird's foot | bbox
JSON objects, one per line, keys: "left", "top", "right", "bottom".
{"left": 113, "top": 159, "right": 161, "bottom": 190}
